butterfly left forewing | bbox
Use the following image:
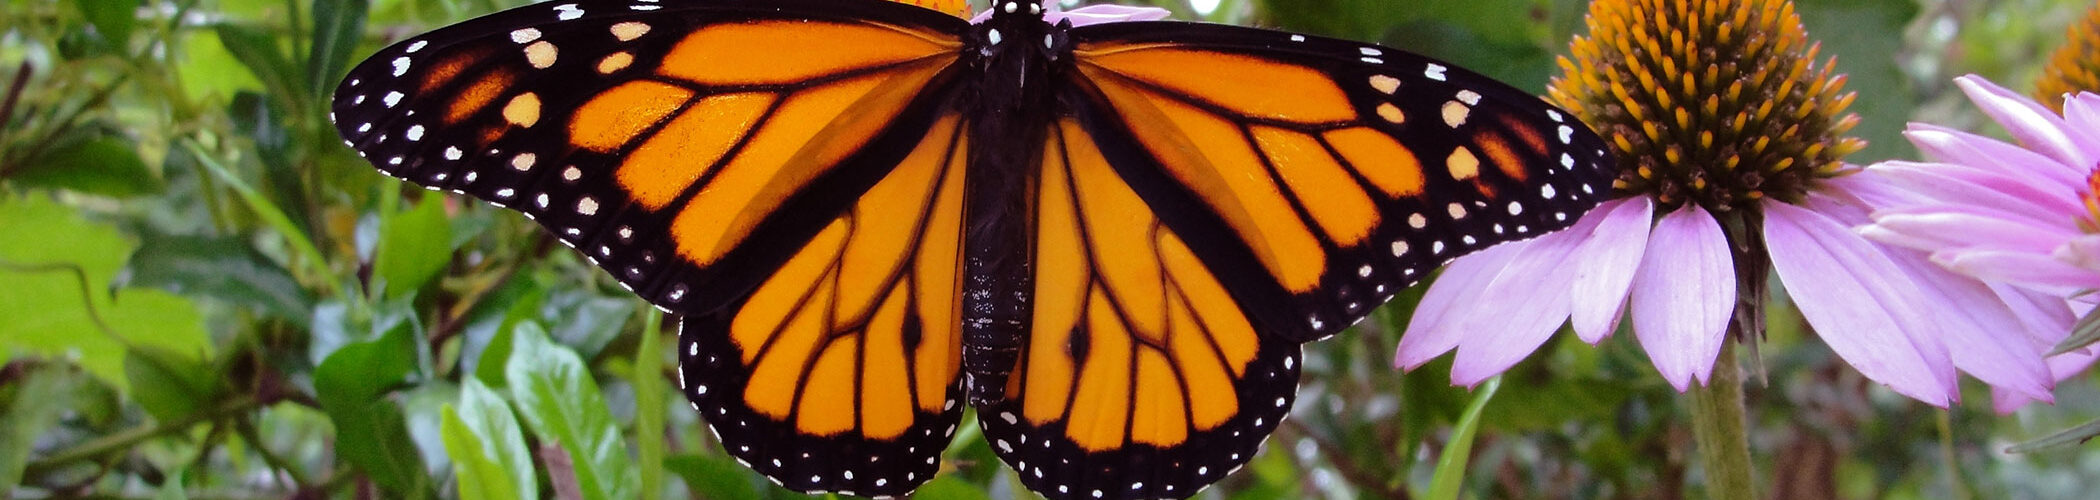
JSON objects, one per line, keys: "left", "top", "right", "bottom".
{"left": 331, "top": 0, "right": 967, "bottom": 314}
{"left": 333, "top": 0, "right": 983, "bottom": 496}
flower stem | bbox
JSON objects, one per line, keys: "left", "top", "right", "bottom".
{"left": 1688, "top": 341, "right": 1755, "bottom": 500}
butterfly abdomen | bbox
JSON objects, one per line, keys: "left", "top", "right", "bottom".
{"left": 957, "top": 7, "right": 1070, "bottom": 405}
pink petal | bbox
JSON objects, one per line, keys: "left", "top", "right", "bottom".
{"left": 1996, "top": 347, "right": 2099, "bottom": 412}
{"left": 2045, "top": 347, "right": 2099, "bottom": 387}
{"left": 1934, "top": 250, "right": 2100, "bottom": 296}
{"left": 1765, "top": 201, "right": 1957, "bottom": 405}
{"left": 1822, "top": 169, "right": 1937, "bottom": 211}
{"left": 1569, "top": 197, "right": 1653, "bottom": 342}
{"left": 1053, "top": 4, "right": 1171, "bottom": 25}
{"left": 1903, "top": 124, "right": 2084, "bottom": 188}
{"left": 1955, "top": 75, "right": 2094, "bottom": 169}
{"left": 1396, "top": 242, "right": 1527, "bottom": 369}
{"left": 1861, "top": 211, "right": 2070, "bottom": 254}
{"left": 1448, "top": 228, "right": 1589, "bottom": 385}
{"left": 972, "top": 1, "right": 1171, "bottom": 25}
{"left": 1628, "top": 204, "right": 1734, "bottom": 391}
{"left": 1991, "top": 283, "right": 2076, "bottom": 348}
{"left": 1866, "top": 161, "right": 2081, "bottom": 219}
{"left": 2055, "top": 235, "right": 2100, "bottom": 271}
{"left": 2057, "top": 92, "right": 2100, "bottom": 154}
{"left": 1884, "top": 251, "right": 2052, "bottom": 400}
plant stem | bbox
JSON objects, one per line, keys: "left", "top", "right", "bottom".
{"left": 23, "top": 395, "right": 262, "bottom": 477}
{"left": 1688, "top": 342, "right": 1754, "bottom": 500}
{"left": 1937, "top": 411, "right": 1970, "bottom": 500}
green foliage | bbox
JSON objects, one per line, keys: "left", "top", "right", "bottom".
{"left": 4, "top": 0, "right": 2099, "bottom": 499}
{"left": 314, "top": 317, "right": 432, "bottom": 497}
{"left": 505, "top": 322, "right": 638, "bottom": 500}
{"left": 440, "top": 379, "right": 538, "bottom": 500}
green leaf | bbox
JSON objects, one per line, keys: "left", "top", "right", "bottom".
{"left": 541, "top": 290, "right": 636, "bottom": 358}
{"left": 213, "top": 23, "right": 303, "bottom": 111}
{"left": 476, "top": 318, "right": 520, "bottom": 388}
{"left": 308, "top": 0, "right": 370, "bottom": 98}
{"left": 663, "top": 455, "right": 761, "bottom": 500}
{"left": 1, "top": 365, "right": 79, "bottom": 490}
{"left": 374, "top": 194, "right": 454, "bottom": 300}
{"left": 913, "top": 476, "right": 994, "bottom": 500}
{"left": 176, "top": 24, "right": 268, "bottom": 101}
{"left": 7, "top": 134, "right": 161, "bottom": 197}
{"left": 122, "top": 234, "right": 313, "bottom": 326}
{"left": 227, "top": 91, "right": 307, "bottom": 226}
{"left": 441, "top": 379, "right": 538, "bottom": 500}
{"left": 182, "top": 142, "right": 331, "bottom": 283}
{"left": 505, "top": 322, "right": 637, "bottom": 500}
{"left": 75, "top": 0, "right": 142, "bottom": 45}
{"left": 2006, "top": 418, "right": 2100, "bottom": 453}
{"left": 2051, "top": 305, "right": 2100, "bottom": 356}
{"left": 154, "top": 466, "right": 189, "bottom": 500}
{"left": 1426, "top": 376, "right": 1501, "bottom": 500}
{"left": 1478, "top": 375, "right": 1631, "bottom": 431}
{"left": 314, "top": 320, "right": 431, "bottom": 497}
{"left": 123, "top": 344, "right": 227, "bottom": 422}
{"left": 0, "top": 197, "right": 211, "bottom": 392}
{"left": 630, "top": 312, "right": 666, "bottom": 497}
{"left": 1796, "top": 0, "right": 1922, "bottom": 163}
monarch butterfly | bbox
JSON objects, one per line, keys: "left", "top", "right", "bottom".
{"left": 331, "top": 0, "right": 1616, "bottom": 498}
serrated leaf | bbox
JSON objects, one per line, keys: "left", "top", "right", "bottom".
{"left": 8, "top": 134, "right": 161, "bottom": 197}
{"left": 0, "top": 197, "right": 211, "bottom": 391}
{"left": 441, "top": 379, "right": 538, "bottom": 500}
{"left": 122, "top": 234, "right": 313, "bottom": 326}
{"left": 505, "top": 323, "right": 637, "bottom": 500}
{"left": 314, "top": 320, "right": 431, "bottom": 497}
{"left": 373, "top": 195, "right": 453, "bottom": 299}
{"left": 662, "top": 455, "right": 761, "bottom": 500}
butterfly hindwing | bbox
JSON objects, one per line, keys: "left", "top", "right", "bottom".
{"left": 331, "top": 0, "right": 968, "bottom": 314}
{"left": 1064, "top": 21, "right": 1618, "bottom": 343}
{"left": 976, "top": 118, "right": 1305, "bottom": 499}
{"left": 334, "top": 2, "right": 1621, "bottom": 499}
{"left": 677, "top": 113, "right": 972, "bottom": 497}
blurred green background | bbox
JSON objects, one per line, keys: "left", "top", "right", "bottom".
{"left": 2, "top": 0, "right": 2097, "bottom": 498}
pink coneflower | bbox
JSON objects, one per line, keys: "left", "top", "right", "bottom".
{"left": 969, "top": 1, "right": 1169, "bottom": 25}
{"left": 1396, "top": 0, "right": 2065, "bottom": 410}
{"left": 1856, "top": 75, "right": 2098, "bottom": 410}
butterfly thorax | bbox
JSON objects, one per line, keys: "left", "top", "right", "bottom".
{"left": 956, "top": 2, "right": 1069, "bottom": 406}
